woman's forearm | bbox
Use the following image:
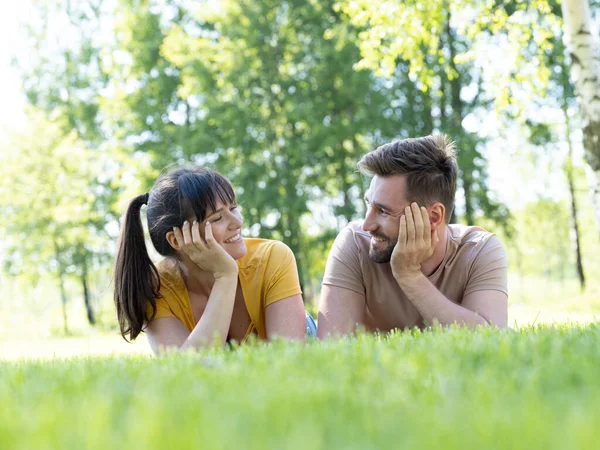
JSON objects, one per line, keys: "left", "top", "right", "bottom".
{"left": 180, "top": 275, "right": 238, "bottom": 351}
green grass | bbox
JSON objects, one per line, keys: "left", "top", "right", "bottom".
{"left": 2, "top": 325, "right": 600, "bottom": 450}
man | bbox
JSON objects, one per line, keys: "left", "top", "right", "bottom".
{"left": 318, "top": 134, "right": 508, "bottom": 338}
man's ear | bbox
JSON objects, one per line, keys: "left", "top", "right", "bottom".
{"left": 428, "top": 203, "right": 446, "bottom": 229}
{"left": 166, "top": 230, "right": 181, "bottom": 251}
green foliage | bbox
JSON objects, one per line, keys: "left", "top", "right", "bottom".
{"left": 338, "top": 0, "right": 560, "bottom": 105}
{"left": 102, "top": 0, "right": 406, "bottom": 284}
{"left": 6, "top": 0, "right": 598, "bottom": 319}
{"left": 2, "top": 326, "right": 600, "bottom": 449}
{"left": 20, "top": 0, "right": 108, "bottom": 144}
{"left": 336, "top": 0, "right": 516, "bottom": 227}
{"left": 0, "top": 112, "right": 116, "bottom": 328}
{"left": 0, "top": 113, "right": 109, "bottom": 278}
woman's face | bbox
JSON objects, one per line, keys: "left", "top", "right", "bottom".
{"left": 197, "top": 199, "right": 247, "bottom": 260}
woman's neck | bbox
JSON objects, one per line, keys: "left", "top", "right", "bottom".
{"left": 177, "top": 257, "right": 218, "bottom": 296}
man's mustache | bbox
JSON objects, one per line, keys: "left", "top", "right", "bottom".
{"left": 370, "top": 234, "right": 390, "bottom": 241}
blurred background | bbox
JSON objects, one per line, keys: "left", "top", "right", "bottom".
{"left": 0, "top": 0, "right": 599, "bottom": 359}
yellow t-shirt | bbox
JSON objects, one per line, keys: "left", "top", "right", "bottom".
{"left": 145, "top": 239, "right": 302, "bottom": 340}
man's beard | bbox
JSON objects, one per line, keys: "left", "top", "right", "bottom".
{"left": 368, "top": 235, "right": 396, "bottom": 263}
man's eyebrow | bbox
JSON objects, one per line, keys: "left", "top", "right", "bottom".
{"left": 364, "top": 196, "right": 394, "bottom": 212}
{"left": 373, "top": 201, "right": 394, "bottom": 212}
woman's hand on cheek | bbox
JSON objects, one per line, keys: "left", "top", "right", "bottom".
{"left": 173, "top": 220, "right": 239, "bottom": 280}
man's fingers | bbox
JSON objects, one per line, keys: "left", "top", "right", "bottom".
{"left": 412, "top": 203, "right": 424, "bottom": 241}
{"left": 432, "top": 228, "right": 440, "bottom": 248}
{"left": 399, "top": 214, "right": 407, "bottom": 248}
{"left": 405, "top": 206, "right": 415, "bottom": 243}
{"left": 421, "top": 206, "right": 431, "bottom": 247}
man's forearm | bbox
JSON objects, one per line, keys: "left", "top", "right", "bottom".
{"left": 395, "top": 272, "right": 489, "bottom": 327}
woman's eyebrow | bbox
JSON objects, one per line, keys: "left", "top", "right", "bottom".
{"left": 205, "top": 207, "right": 224, "bottom": 219}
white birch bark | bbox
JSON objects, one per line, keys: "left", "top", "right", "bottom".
{"left": 561, "top": 0, "right": 600, "bottom": 235}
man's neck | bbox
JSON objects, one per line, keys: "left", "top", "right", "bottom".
{"left": 421, "top": 225, "right": 448, "bottom": 277}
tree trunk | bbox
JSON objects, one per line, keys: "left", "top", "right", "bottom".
{"left": 561, "top": 0, "right": 600, "bottom": 236}
{"left": 353, "top": 136, "right": 367, "bottom": 218}
{"left": 462, "top": 178, "right": 474, "bottom": 225}
{"left": 566, "top": 163, "right": 585, "bottom": 290}
{"left": 446, "top": 10, "right": 472, "bottom": 225}
{"left": 449, "top": 208, "right": 457, "bottom": 224}
{"left": 54, "top": 240, "right": 69, "bottom": 335}
{"left": 561, "top": 75, "right": 586, "bottom": 290}
{"left": 58, "top": 272, "right": 69, "bottom": 336}
{"left": 81, "top": 270, "right": 96, "bottom": 325}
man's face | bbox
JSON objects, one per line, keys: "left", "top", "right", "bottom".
{"left": 362, "top": 175, "right": 411, "bottom": 263}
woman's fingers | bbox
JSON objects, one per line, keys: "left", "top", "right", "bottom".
{"left": 204, "top": 221, "right": 215, "bottom": 247}
{"left": 175, "top": 220, "right": 207, "bottom": 256}
{"left": 191, "top": 219, "right": 206, "bottom": 249}
{"left": 172, "top": 226, "right": 185, "bottom": 248}
{"left": 181, "top": 220, "right": 193, "bottom": 246}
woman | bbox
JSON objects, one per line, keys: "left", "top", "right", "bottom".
{"left": 114, "top": 167, "right": 311, "bottom": 354}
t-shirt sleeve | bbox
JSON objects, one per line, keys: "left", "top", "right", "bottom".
{"left": 264, "top": 241, "right": 303, "bottom": 307}
{"left": 464, "top": 235, "right": 508, "bottom": 297}
{"left": 145, "top": 284, "right": 177, "bottom": 322}
{"left": 321, "top": 226, "right": 365, "bottom": 295}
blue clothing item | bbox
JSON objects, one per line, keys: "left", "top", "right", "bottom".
{"left": 306, "top": 310, "right": 317, "bottom": 338}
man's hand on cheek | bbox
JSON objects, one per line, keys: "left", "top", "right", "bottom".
{"left": 391, "top": 202, "right": 439, "bottom": 281}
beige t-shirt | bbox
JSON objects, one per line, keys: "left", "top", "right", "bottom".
{"left": 322, "top": 221, "right": 508, "bottom": 331}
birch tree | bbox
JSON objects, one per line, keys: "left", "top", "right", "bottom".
{"left": 561, "top": 0, "right": 600, "bottom": 234}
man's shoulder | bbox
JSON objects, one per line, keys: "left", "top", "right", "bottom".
{"left": 447, "top": 224, "right": 505, "bottom": 261}
{"left": 334, "top": 221, "right": 371, "bottom": 251}
{"left": 342, "top": 221, "right": 371, "bottom": 239}
{"left": 448, "top": 224, "right": 497, "bottom": 245}
{"left": 323, "top": 222, "right": 369, "bottom": 293}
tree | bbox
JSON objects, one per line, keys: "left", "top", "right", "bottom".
{"left": 0, "top": 113, "right": 111, "bottom": 331}
{"left": 19, "top": 0, "right": 109, "bottom": 144}
{"left": 336, "top": 0, "right": 511, "bottom": 226}
{"left": 561, "top": 0, "right": 600, "bottom": 236}
{"left": 105, "top": 0, "right": 404, "bottom": 287}
{"left": 512, "top": 18, "right": 587, "bottom": 289}
{"left": 17, "top": 0, "right": 153, "bottom": 325}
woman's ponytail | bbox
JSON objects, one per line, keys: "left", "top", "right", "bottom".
{"left": 114, "top": 193, "right": 160, "bottom": 341}
{"left": 113, "top": 167, "right": 237, "bottom": 341}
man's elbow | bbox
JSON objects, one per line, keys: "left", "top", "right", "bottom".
{"left": 316, "top": 311, "right": 352, "bottom": 339}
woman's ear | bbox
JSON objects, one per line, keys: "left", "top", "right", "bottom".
{"left": 166, "top": 230, "right": 180, "bottom": 251}
{"left": 428, "top": 203, "right": 446, "bottom": 229}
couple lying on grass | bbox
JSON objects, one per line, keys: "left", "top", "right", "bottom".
{"left": 114, "top": 134, "right": 508, "bottom": 354}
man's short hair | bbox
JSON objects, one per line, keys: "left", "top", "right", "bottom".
{"left": 358, "top": 134, "right": 458, "bottom": 223}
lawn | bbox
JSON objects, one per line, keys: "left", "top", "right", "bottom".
{"left": 2, "top": 325, "right": 599, "bottom": 450}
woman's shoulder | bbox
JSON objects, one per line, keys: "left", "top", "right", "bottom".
{"left": 237, "top": 238, "right": 294, "bottom": 269}
{"left": 146, "top": 258, "right": 192, "bottom": 327}
{"left": 155, "top": 258, "right": 185, "bottom": 293}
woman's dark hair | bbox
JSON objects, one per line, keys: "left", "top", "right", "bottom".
{"left": 114, "top": 167, "right": 236, "bottom": 341}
